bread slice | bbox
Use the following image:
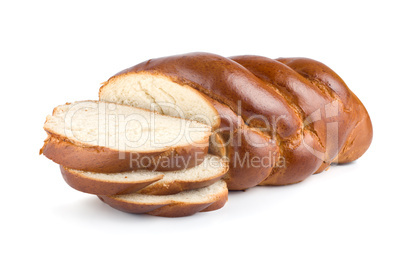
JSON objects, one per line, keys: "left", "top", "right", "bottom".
{"left": 60, "top": 154, "right": 228, "bottom": 195}
{"left": 99, "top": 73, "right": 220, "bottom": 129}
{"left": 98, "top": 180, "right": 228, "bottom": 217}
{"left": 60, "top": 167, "right": 163, "bottom": 195}
{"left": 41, "top": 101, "right": 211, "bottom": 173}
{"left": 138, "top": 154, "right": 227, "bottom": 195}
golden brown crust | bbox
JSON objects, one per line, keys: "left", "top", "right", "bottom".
{"left": 97, "top": 53, "right": 372, "bottom": 188}
{"left": 97, "top": 182, "right": 229, "bottom": 217}
{"left": 100, "top": 55, "right": 286, "bottom": 189}
{"left": 276, "top": 57, "right": 373, "bottom": 163}
{"left": 231, "top": 55, "right": 355, "bottom": 182}
{"left": 205, "top": 95, "right": 279, "bottom": 189}
{"left": 104, "top": 52, "right": 302, "bottom": 140}
{"left": 231, "top": 56, "right": 344, "bottom": 162}
{"left": 41, "top": 134, "right": 208, "bottom": 173}
{"left": 60, "top": 166, "right": 163, "bottom": 195}
{"left": 147, "top": 203, "right": 213, "bottom": 217}
{"left": 259, "top": 130, "right": 323, "bottom": 185}
{"left": 226, "top": 127, "right": 279, "bottom": 189}
{"left": 335, "top": 102, "right": 372, "bottom": 163}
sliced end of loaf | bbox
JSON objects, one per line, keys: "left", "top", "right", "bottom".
{"left": 99, "top": 73, "right": 220, "bottom": 130}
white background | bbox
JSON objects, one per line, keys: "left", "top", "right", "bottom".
{"left": 1, "top": 0, "right": 401, "bottom": 266}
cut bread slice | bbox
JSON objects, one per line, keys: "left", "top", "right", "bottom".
{"left": 60, "top": 167, "right": 163, "bottom": 195}
{"left": 137, "top": 154, "right": 228, "bottom": 195}
{"left": 98, "top": 180, "right": 228, "bottom": 217}
{"left": 99, "top": 73, "right": 220, "bottom": 129}
{"left": 60, "top": 154, "right": 228, "bottom": 195}
{"left": 41, "top": 101, "right": 211, "bottom": 173}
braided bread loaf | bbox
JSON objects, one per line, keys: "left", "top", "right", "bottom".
{"left": 99, "top": 53, "right": 372, "bottom": 190}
